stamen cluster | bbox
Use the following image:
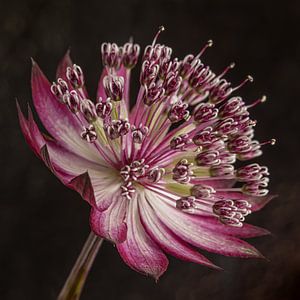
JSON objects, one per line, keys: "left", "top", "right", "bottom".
{"left": 49, "top": 27, "right": 274, "bottom": 228}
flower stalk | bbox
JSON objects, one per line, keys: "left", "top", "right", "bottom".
{"left": 57, "top": 232, "right": 103, "bottom": 300}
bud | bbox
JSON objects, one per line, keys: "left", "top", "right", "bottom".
{"left": 122, "top": 42, "right": 140, "bottom": 68}
{"left": 168, "top": 101, "right": 190, "bottom": 123}
{"left": 66, "top": 64, "right": 84, "bottom": 88}
{"left": 101, "top": 42, "right": 122, "bottom": 69}
{"left": 95, "top": 97, "right": 113, "bottom": 119}
{"left": 103, "top": 75, "right": 124, "bottom": 102}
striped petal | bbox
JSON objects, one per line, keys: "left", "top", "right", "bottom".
{"left": 146, "top": 189, "right": 263, "bottom": 258}
{"left": 139, "top": 192, "right": 220, "bottom": 269}
{"left": 117, "top": 195, "right": 168, "bottom": 280}
{"left": 31, "top": 61, "right": 101, "bottom": 163}
{"left": 90, "top": 193, "right": 128, "bottom": 243}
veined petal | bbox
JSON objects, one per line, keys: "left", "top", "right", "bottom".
{"left": 139, "top": 192, "right": 220, "bottom": 269}
{"left": 195, "top": 216, "right": 270, "bottom": 238}
{"left": 56, "top": 49, "right": 73, "bottom": 81}
{"left": 146, "top": 189, "right": 263, "bottom": 258}
{"left": 90, "top": 193, "right": 128, "bottom": 243}
{"left": 117, "top": 195, "right": 168, "bottom": 280}
{"left": 31, "top": 61, "right": 101, "bottom": 163}
{"left": 17, "top": 101, "right": 41, "bottom": 157}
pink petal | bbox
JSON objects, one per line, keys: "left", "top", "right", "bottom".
{"left": 139, "top": 194, "right": 221, "bottom": 269}
{"left": 67, "top": 172, "right": 96, "bottom": 206}
{"left": 197, "top": 216, "right": 270, "bottom": 238}
{"left": 147, "top": 190, "right": 263, "bottom": 258}
{"left": 117, "top": 196, "right": 168, "bottom": 280}
{"left": 56, "top": 49, "right": 73, "bottom": 81}
{"left": 17, "top": 101, "right": 41, "bottom": 156}
{"left": 31, "top": 61, "right": 100, "bottom": 162}
{"left": 90, "top": 193, "right": 128, "bottom": 243}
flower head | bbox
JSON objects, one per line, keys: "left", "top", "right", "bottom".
{"left": 18, "top": 27, "right": 275, "bottom": 279}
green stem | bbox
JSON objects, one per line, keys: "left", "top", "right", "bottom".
{"left": 57, "top": 232, "right": 103, "bottom": 300}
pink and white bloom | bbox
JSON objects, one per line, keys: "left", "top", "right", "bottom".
{"left": 18, "top": 27, "right": 275, "bottom": 279}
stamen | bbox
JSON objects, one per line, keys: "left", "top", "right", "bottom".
{"left": 247, "top": 95, "right": 267, "bottom": 109}
{"left": 170, "top": 133, "right": 191, "bottom": 151}
{"left": 152, "top": 25, "right": 165, "bottom": 47}
{"left": 168, "top": 101, "right": 190, "bottom": 123}
{"left": 122, "top": 42, "right": 140, "bottom": 69}
{"left": 101, "top": 42, "right": 122, "bottom": 69}
{"left": 236, "top": 163, "right": 269, "bottom": 182}
{"left": 195, "top": 39, "right": 213, "bottom": 59}
{"left": 63, "top": 90, "right": 81, "bottom": 113}
{"left": 210, "top": 164, "right": 235, "bottom": 177}
{"left": 80, "top": 99, "right": 97, "bottom": 123}
{"left": 121, "top": 181, "right": 135, "bottom": 200}
{"left": 242, "top": 178, "right": 269, "bottom": 196}
{"left": 81, "top": 125, "right": 97, "bottom": 143}
{"left": 131, "top": 124, "right": 149, "bottom": 144}
{"left": 217, "top": 62, "right": 235, "bottom": 79}
{"left": 232, "top": 75, "right": 253, "bottom": 92}
{"left": 191, "top": 184, "right": 216, "bottom": 199}
{"left": 213, "top": 199, "right": 251, "bottom": 227}
{"left": 95, "top": 97, "right": 113, "bottom": 119}
{"left": 143, "top": 81, "right": 165, "bottom": 106}
{"left": 193, "top": 103, "right": 218, "bottom": 123}
{"left": 66, "top": 64, "right": 84, "bottom": 88}
{"left": 172, "top": 159, "right": 194, "bottom": 184}
{"left": 50, "top": 78, "right": 69, "bottom": 102}
{"left": 147, "top": 167, "right": 166, "bottom": 183}
{"left": 120, "top": 159, "right": 149, "bottom": 181}
{"left": 176, "top": 196, "right": 196, "bottom": 211}
{"left": 104, "top": 119, "right": 130, "bottom": 140}
{"left": 103, "top": 75, "right": 124, "bottom": 102}
{"left": 259, "top": 138, "right": 276, "bottom": 146}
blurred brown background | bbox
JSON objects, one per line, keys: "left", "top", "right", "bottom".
{"left": 0, "top": 0, "right": 299, "bottom": 299}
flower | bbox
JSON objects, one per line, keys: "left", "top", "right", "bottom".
{"left": 17, "top": 26, "right": 275, "bottom": 280}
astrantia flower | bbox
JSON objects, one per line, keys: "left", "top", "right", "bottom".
{"left": 18, "top": 27, "right": 275, "bottom": 280}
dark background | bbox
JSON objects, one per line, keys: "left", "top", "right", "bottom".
{"left": 1, "top": 0, "right": 299, "bottom": 299}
